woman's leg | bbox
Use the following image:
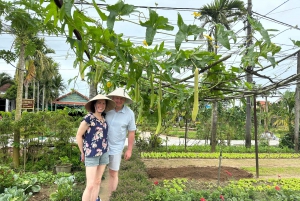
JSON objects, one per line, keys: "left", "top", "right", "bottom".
{"left": 82, "top": 166, "right": 98, "bottom": 201}
{"left": 92, "top": 165, "right": 106, "bottom": 199}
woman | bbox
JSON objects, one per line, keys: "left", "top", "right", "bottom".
{"left": 76, "top": 94, "right": 115, "bottom": 201}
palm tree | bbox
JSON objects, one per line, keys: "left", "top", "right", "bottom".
{"left": 40, "top": 59, "right": 65, "bottom": 111}
{"left": 45, "top": 74, "right": 66, "bottom": 111}
{"left": 24, "top": 37, "right": 55, "bottom": 102}
{"left": 198, "top": 0, "right": 246, "bottom": 152}
{"left": 272, "top": 91, "right": 295, "bottom": 133}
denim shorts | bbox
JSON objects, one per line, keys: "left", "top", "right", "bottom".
{"left": 108, "top": 153, "right": 122, "bottom": 171}
{"left": 85, "top": 152, "right": 109, "bottom": 167}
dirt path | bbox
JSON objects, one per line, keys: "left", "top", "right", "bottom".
{"left": 99, "top": 168, "right": 110, "bottom": 201}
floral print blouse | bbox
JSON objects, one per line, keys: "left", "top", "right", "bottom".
{"left": 83, "top": 113, "right": 108, "bottom": 157}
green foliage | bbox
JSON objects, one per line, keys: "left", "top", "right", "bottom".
{"left": 106, "top": 1, "right": 135, "bottom": 31}
{"left": 142, "top": 144, "right": 294, "bottom": 153}
{"left": 18, "top": 171, "right": 56, "bottom": 186}
{"left": 57, "top": 156, "right": 71, "bottom": 165}
{"left": 50, "top": 175, "right": 82, "bottom": 201}
{"left": 140, "top": 9, "right": 174, "bottom": 46}
{"left": 141, "top": 152, "right": 300, "bottom": 159}
{"left": 110, "top": 147, "right": 153, "bottom": 201}
{"left": 0, "top": 166, "right": 17, "bottom": 193}
{"left": 15, "top": 177, "right": 41, "bottom": 194}
{"left": 145, "top": 177, "right": 300, "bottom": 201}
{"left": 0, "top": 186, "right": 32, "bottom": 201}
{"left": 175, "top": 13, "right": 205, "bottom": 50}
{"left": 280, "top": 132, "right": 300, "bottom": 149}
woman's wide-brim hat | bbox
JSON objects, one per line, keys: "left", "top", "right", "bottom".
{"left": 106, "top": 88, "right": 133, "bottom": 104}
{"left": 84, "top": 94, "right": 116, "bottom": 112}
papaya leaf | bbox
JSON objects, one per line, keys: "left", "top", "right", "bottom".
{"left": 73, "top": 10, "right": 95, "bottom": 24}
{"left": 177, "top": 13, "right": 185, "bottom": 31}
{"left": 230, "top": 66, "right": 241, "bottom": 73}
{"left": 248, "top": 16, "right": 270, "bottom": 44}
{"left": 175, "top": 31, "right": 186, "bottom": 50}
{"left": 107, "top": 12, "right": 116, "bottom": 31}
{"left": 63, "top": 0, "right": 73, "bottom": 18}
{"left": 92, "top": 0, "right": 107, "bottom": 21}
{"left": 267, "top": 56, "right": 276, "bottom": 67}
{"left": 140, "top": 9, "right": 173, "bottom": 46}
{"left": 244, "top": 82, "right": 253, "bottom": 89}
{"left": 106, "top": 1, "right": 135, "bottom": 31}
{"left": 291, "top": 39, "right": 300, "bottom": 47}
{"left": 216, "top": 24, "right": 230, "bottom": 49}
{"left": 115, "top": 48, "right": 127, "bottom": 64}
{"left": 159, "top": 41, "right": 164, "bottom": 51}
{"left": 44, "top": 2, "right": 57, "bottom": 24}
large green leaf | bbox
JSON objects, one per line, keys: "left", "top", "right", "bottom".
{"left": 140, "top": 9, "right": 174, "bottom": 46}
{"left": 175, "top": 31, "right": 186, "bottom": 51}
{"left": 92, "top": 0, "right": 107, "bottom": 21}
{"left": 291, "top": 39, "right": 300, "bottom": 47}
{"left": 106, "top": 1, "right": 135, "bottom": 31}
{"left": 175, "top": 13, "right": 205, "bottom": 50}
{"left": 248, "top": 16, "right": 270, "bottom": 44}
{"left": 63, "top": 0, "right": 73, "bottom": 18}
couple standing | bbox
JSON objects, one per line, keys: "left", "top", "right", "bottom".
{"left": 76, "top": 87, "right": 136, "bottom": 201}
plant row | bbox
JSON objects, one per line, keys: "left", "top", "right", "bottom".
{"left": 0, "top": 166, "right": 85, "bottom": 200}
{"left": 141, "top": 152, "right": 300, "bottom": 159}
{"left": 2, "top": 147, "right": 300, "bottom": 200}
{"left": 146, "top": 144, "right": 294, "bottom": 153}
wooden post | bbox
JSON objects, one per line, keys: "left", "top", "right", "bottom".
{"left": 245, "top": 0, "right": 253, "bottom": 148}
{"left": 294, "top": 52, "right": 300, "bottom": 152}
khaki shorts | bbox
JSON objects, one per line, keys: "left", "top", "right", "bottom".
{"left": 108, "top": 153, "right": 122, "bottom": 171}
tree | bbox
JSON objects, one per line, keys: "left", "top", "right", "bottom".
{"left": 197, "top": 0, "right": 246, "bottom": 152}
{"left": 0, "top": 72, "right": 13, "bottom": 87}
{"left": 24, "top": 37, "right": 55, "bottom": 103}
{"left": 272, "top": 91, "right": 295, "bottom": 133}
{"left": 0, "top": 0, "right": 59, "bottom": 168}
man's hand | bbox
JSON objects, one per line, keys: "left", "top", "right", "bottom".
{"left": 124, "top": 149, "right": 132, "bottom": 160}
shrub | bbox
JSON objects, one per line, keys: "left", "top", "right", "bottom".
{"left": 0, "top": 166, "right": 17, "bottom": 193}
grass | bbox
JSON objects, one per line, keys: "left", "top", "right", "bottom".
{"left": 242, "top": 167, "right": 300, "bottom": 177}
{"left": 167, "top": 130, "right": 198, "bottom": 139}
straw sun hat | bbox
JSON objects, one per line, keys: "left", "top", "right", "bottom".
{"left": 84, "top": 94, "right": 116, "bottom": 112}
{"left": 106, "top": 87, "right": 133, "bottom": 104}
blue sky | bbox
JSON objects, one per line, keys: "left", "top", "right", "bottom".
{"left": 1, "top": 0, "right": 300, "bottom": 102}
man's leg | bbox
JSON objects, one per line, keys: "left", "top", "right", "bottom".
{"left": 108, "top": 168, "right": 119, "bottom": 196}
{"left": 108, "top": 154, "right": 122, "bottom": 196}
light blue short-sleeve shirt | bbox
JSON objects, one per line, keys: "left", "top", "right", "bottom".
{"left": 106, "top": 105, "right": 136, "bottom": 155}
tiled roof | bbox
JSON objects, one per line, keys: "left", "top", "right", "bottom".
{"left": 54, "top": 90, "right": 89, "bottom": 101}
{"left": 0, "top": 83, "right": 11, "bottom": 93}
{"left": 52, "top": 90, "right": 89, "bottom": 106}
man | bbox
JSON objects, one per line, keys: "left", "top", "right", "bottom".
{"left": 106, "top": 87, "right": 136, "bottom": 196}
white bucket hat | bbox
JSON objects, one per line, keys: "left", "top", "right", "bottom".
{"left": 106, "top": 87, "right": 133, "bottom": 104}
{"left": 84, "top": 94, "right": 116, "bottom": 112}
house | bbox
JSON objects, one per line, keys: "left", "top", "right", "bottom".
{"left": 0, "top": 83, "right": 15, "bottom": 112}
{"left": 52, "top": 90, "right": 89, "bottom": 110}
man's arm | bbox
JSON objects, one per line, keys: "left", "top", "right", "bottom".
{"left": 124, "top": 130, "right": 135, "bottom": 160}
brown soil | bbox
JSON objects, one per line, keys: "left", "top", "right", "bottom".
{"left": 147, "top": 166, "right": 253, "bottom": 182}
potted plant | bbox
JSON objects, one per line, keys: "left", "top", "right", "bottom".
{"left": 55, "top": 156, "right": 72, "bottom": 173}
